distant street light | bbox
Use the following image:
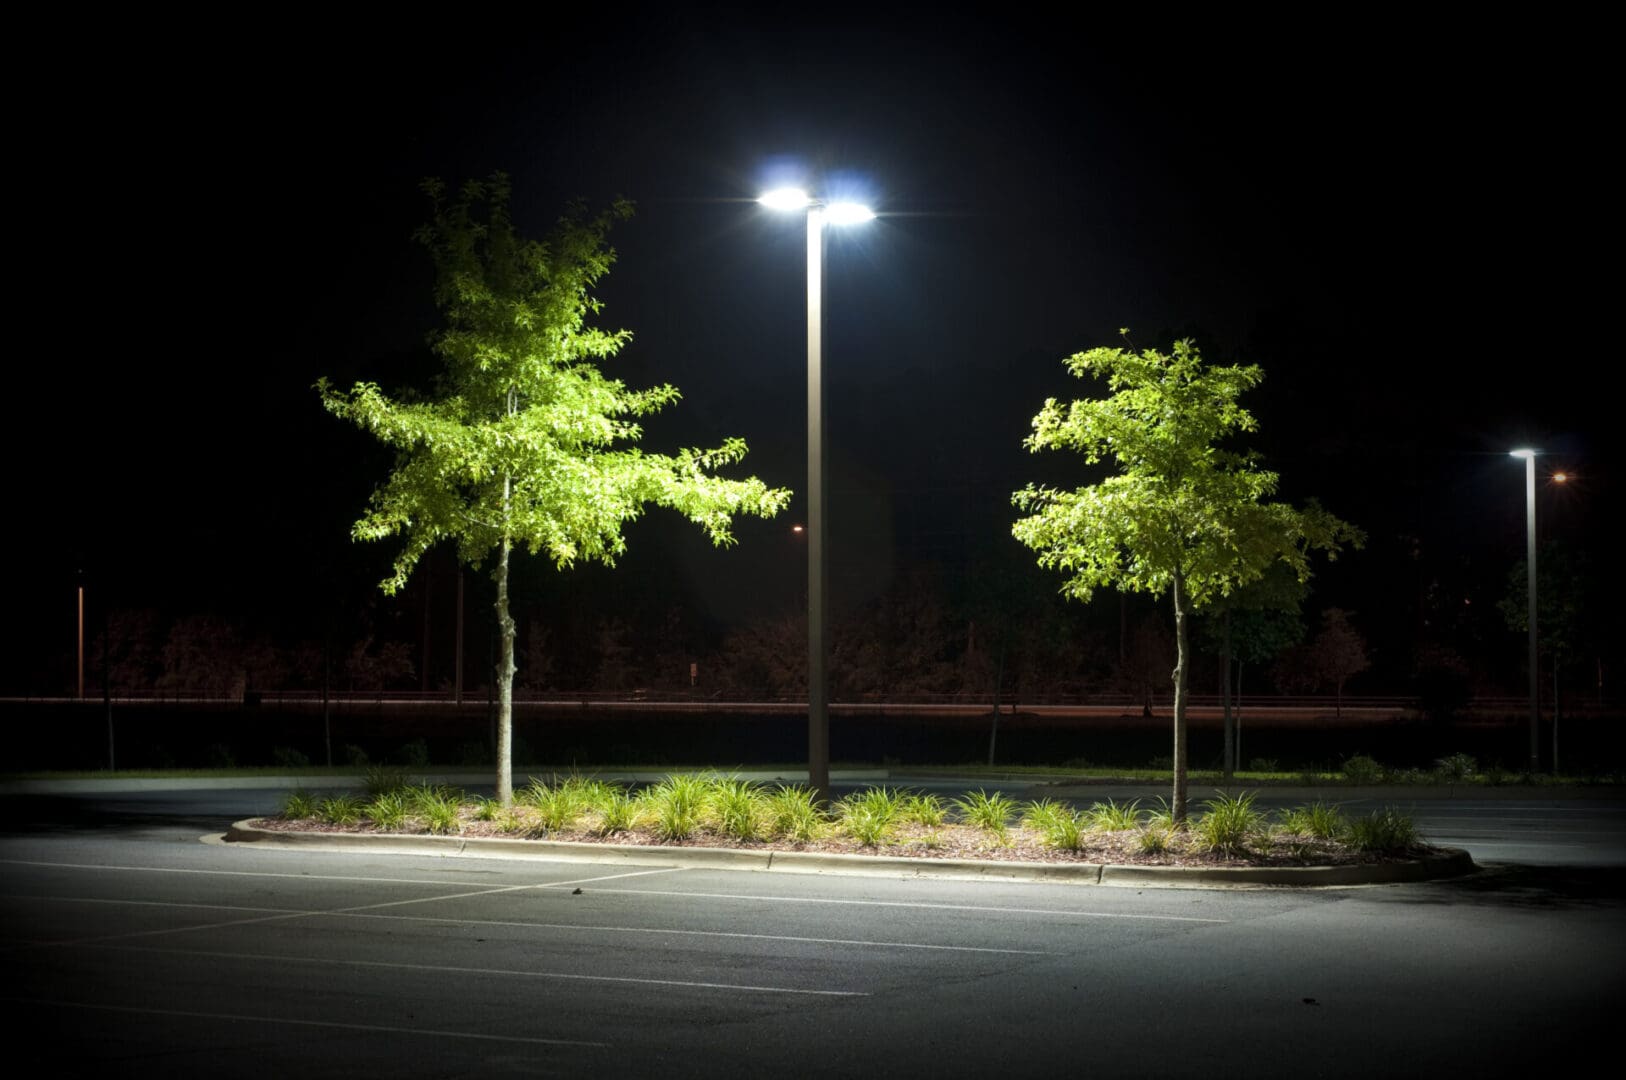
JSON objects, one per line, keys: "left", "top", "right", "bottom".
{"left": 1510, "top": 448, "right": 1539, "bottom": 772}
{"left": 759, "top": 185, "right": 875, "bottom": 806}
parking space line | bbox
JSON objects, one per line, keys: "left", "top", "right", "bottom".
{"left": 0, "top": 857, "right": 624, "bottom": 889}
{"left": 1, "top": 866, "right": 686, "bottom": 951}
{"left": 3, "top": 998, "right": 611, "bottom": 1047}
{"left": 87, "top": 943, "right": 871, "bottom": 997}
{"left": 2, "top": 892, "right": 1050, "bottom": 955}
{"left": 579, "top": 887, "right": 1228, "bottom": 923}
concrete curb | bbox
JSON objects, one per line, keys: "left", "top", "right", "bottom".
{"left": 223, "top": 819, "right": 1474, "bottom": 888}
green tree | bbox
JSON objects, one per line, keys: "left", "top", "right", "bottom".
{"left": 1012, "top": 335, "right": 1359, "bottom": 822}
{"left": 319, "top": 175, "right": 789, "bottom": 804}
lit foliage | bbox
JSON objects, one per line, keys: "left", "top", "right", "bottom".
{"left": 319, "top": 174, "right": 789, "bottom": 802}
{"left": 319, "top": 175, "right": 789, "bottom": 591}
{"left": 1012, "top": 334, "right": 1360, "bottom": 821}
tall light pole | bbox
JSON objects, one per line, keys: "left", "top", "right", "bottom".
{"left": 759, "top": 187, "right": 875, "bottom": 806}
{"left": 1511, "top": 448, "right": 1539, "bottom": 772}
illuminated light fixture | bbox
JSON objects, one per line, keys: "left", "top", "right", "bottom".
{"left": 1509, "top": 446, "right": 1539, "bottom": 772}
{"left": 756, "top": 178, "right": 876, "bottom": 807}
{"left": 758, "top": 187, "right": 812, "bottom": 211}
{"left": 1552, "top": 472, "right": 1568, "bottom": 483}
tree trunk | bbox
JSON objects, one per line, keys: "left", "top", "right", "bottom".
{"left": 494, "top": 539, "right": 516, "bottom": 806}
{"left": 1221, "top": 610, "right": 1234, "bottom": 780}
{"left": 1236, "top": 663, "right": 1245, "bottom": 771}
{"left": 1171, "top": 570, "right": 1189, "bottom": 825}
{"left": 987, "top": 634, "right": 1008, "bottom": 766}
{"left": 1547, "top": 650, "right": 1560, "bottom": 777}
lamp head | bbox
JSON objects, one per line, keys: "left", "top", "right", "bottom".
{"left": 1510, "top": 448, "right": 1537, "bottom": 459}
{"left": 758, "top": 188, "right": 812, "bottom": 211}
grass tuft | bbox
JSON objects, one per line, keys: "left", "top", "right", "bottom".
{"left": 1348, "top": 807, "right": 1418, "bottom": 853}
{"left": 836, "top": 787, "right": 905, "bottom": 846}
{"left": 952, "top": 789, "right": 1016, "bottom": 836}
{"left": 1087, "top": 798, "right": 1143, "bottom": 831}
{"left": 280, "top": 789, "right": 318, "bottom": 820}
{"left": 641, "top": 774, "right": 710, "bottom": 841}
{"left": 1137, "top": 827, "right": 1174, "bottom": 854}
{"left": 1195, "top": 791, "right": 1264, "bottom": 855}
{"left": 710, "top": 777, "right": 767, "bottom": 841}
{"left": 316, "top": 794, "right": 364, "bottom": 826}
{"left": 1278, "top": 801, "right": 1345, "bottom": 840}
{"left": 764, "top": 785, "right": 824, "bottom": 843}
{"left": 365, "top": 791, "right": 411, "bottom": 831}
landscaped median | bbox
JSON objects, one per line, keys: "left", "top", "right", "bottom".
{"left": 224, "top": 770, "right": 1477, "bottom": 888}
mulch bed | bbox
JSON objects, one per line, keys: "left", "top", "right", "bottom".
{"left": 249, "top": 814, "right": 1420, "bottom": 868}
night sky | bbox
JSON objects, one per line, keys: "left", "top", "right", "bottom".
{"left": 9, "top": 15, "right": 1615, "bottom": 694}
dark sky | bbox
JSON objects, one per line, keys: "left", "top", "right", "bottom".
{"left": 9, "top": 14, "right": 1615, "bottom": 688}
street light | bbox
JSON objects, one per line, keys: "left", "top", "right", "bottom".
{"left": 759, "top": 185, "right": 875, "bottom": 806}
{"left": 1510, "top": 448, "right": 1539, "bottom": 772}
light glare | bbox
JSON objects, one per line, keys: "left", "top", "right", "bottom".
{"left": 759, "top": 188, "right": 811, "bottom": 211}
{"left": 826, "top": 201, "right": 876, "bottom": 225}
{"left": 1509, "top": 448, "right": 1537, "bottom": 459}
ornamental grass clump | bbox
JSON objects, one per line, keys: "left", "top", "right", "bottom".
{"left": 1137, "top": 827, "right": 1175, "bottom": 855}
{"left": 837, "top": 787, "right": 905, "bottom": 847}
{"left": 1348, "top": 807, "right": 1418, "bottom": 853}
{"left": 899, "top": 792, "right": 948, "bottom": 828}
{"left": 365, "top": 791, "right": 411, "bottom": 832}
{"left": 953, "top": 789, "right": 1016, "bottom": 838}
{"left": 521, "top": 776, "right": 596, "bottom": 833}
{"left": 764, "top": 784, "right": 823, "bottom": 843}
{"left": 642, "top": 774, "right": 710, "bottom": 841}
{"left": 280, "top": 789, "right": 318, "bottom": 820}
{"left": 317, "top": 794, "right": 364, "bottom": 826}
{"left": 1087, "top": 798, "right": 1144, "bottom": 831}
{"left": 411, "top": 785, "right": 464, "bottom": 835}
{"left": 1195, "top": 791, "right": 1265, "bottom": 856}
{"left": 1278, "top": 801, "right": 1345, "bottom": 840}
{"left": 593, "top": 789, "right": 640, "bottom": 835}
{"left": 710, "top": 777, "right": 767, "bottom": 841}
{"left": 1020, "top": 799, "right": 1084, "bottom": 850}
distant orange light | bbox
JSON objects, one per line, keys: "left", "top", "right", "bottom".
{"left": 1552, "top": 472, "right": 1569, "bottom": 483}
{"left": 792, "top": 524, "right": 804, "bottom": 533}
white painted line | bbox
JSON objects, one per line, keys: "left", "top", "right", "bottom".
{"left": 91, "top": 944, "right": 870, "bottom": 997}
{"left": 1, "top": 893, "right": 1049, "bottom": 956}
{"left": 339, "top": 912, "right": 1051, "bottom": 955}
{"left": 0, "top": 866, "right": 685, "bottom": 951}
{"left": 0, "top": 858, "right": 679, "bottom": 893}
{"left": 0, "top": 894, "right": 296, "bottom": 916}
{"left": 3, "top": 998, "right": 610, "bottom": 1047}
{"left": 0, "top": 857, "right": 591, "bottom": 888}
{"left": 578, "top": 887, "right": 1228, "bottom": 923}
{"left": 535, "top": 867, "right": 687, "bottom": 889}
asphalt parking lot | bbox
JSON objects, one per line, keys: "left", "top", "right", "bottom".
{"left": 1, "top": 781, "right": 1622, "bottom": 1076}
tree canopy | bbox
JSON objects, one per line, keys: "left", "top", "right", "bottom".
{"left": 319, "top": 174, "right": 789, "bottom": 801}
{"left": 1013, "top": 334, "right": 1360, "bottom": 821}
